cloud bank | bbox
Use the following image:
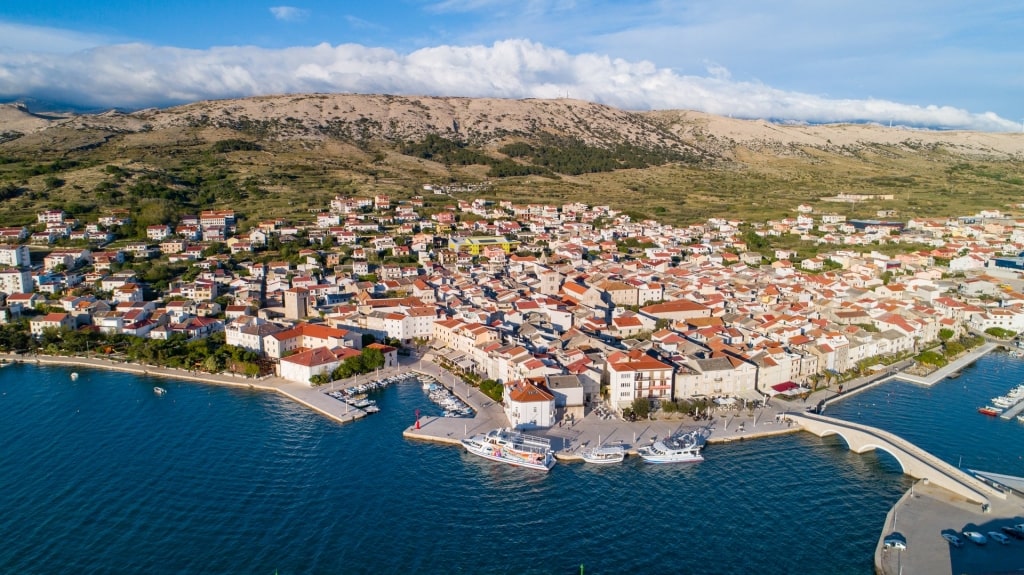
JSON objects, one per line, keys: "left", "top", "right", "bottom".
{"left": 0, "top": 38, "right": 1017, "bottom": 131}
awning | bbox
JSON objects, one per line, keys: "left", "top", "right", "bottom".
{"left": 772, "top": 381, "right": 799, "bottom": 393}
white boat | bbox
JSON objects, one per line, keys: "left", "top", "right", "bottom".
{"left": 582, "top": 445, "right": 626, "bottom": 465}
{"left": 153, "top": 386, "right": 167, "bottom": 396}
{"left": 638, "top": 431, "right": 704, "bottom": 464}
{"left": 70, "top": 372, "right": 79, "bottom": 381}
{"left": 460, "top": 428, "right": 556, "bottom": 471}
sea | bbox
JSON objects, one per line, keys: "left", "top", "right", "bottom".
{"left": 1, "top": 352, "right": 1022, "bottom": 575}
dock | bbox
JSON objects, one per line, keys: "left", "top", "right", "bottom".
{"left": 998, "top": 396, "right": 1024, "bottom": 420}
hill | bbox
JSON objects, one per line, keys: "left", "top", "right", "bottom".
{"left": 1, "top": 94, "right": 1023, "bottom": 229}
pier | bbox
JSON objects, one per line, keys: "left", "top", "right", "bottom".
{"left": 998, "top": 396, "right": 1024, "bottom": 420}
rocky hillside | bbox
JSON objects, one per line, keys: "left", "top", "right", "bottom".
{"left": 4, "top": 94, "right": 1023, "bottom": 162}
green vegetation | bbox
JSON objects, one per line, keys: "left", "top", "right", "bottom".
{"left": 984, "top": 327, "right": 1016, "bottom": 339}
{"left": 479, "top": 378, "right": 503, "bottom": 402}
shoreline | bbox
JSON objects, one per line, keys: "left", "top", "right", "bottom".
{"left": 0, "top": 352, "right": 369, "bottom": 426}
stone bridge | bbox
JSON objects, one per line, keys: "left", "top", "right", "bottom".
{"left": 787, "top": 411, "right": 1003, "bottom": 505}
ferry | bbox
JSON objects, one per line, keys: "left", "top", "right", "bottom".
{"left": 638, "top": 431, "right": 704, "bottom": 464}
{"left": 582, "top": 445, "right": 626, "bottom": 465}
{"left": 978, "top": 406, "right": 1002, "bottom": 417}
{"left": 460, "top": 428, "right": 556, "bottom": 471}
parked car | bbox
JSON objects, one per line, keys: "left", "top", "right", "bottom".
{"left": 942, "top": 533, "right": 964, "bottom": 548}
{"left": 963, "top": 531, "right": 988, "bottom": 545}
{"left": 1001, "top": 525, "right": 1024, "bottom": 539}
{"left": 987, "top": 531, "right": 1010, "bottom": 545}
{"left": 883, "top": 533, "right": 907, "bottom": 550}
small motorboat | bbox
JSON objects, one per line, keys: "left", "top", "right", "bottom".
{"left": 153, "top": 386, "right": 167, "bottom": 396}
{"left": 582, "top": 445, "right": 626, "bottom": 465}
{"left": 70, "top": 372, "right": 79, "bottom": 381}
{"left": 977, "top": 406, "right": 1001, "bottom": 416}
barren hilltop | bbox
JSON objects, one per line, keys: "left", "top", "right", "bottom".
{"left": 1, "top": 93, "right": 1023, "bottom": 225}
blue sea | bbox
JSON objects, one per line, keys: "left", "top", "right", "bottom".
{"left": 1, "top": 352, "right": 1020, "bottom": 574}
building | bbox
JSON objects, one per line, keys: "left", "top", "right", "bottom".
{"left": 284, "top": 287, "right": 310, "bottom": 320}
{"left": 0, "top": 269, "right": 33, "bottom": 295}
{"left": 606, "top": 349, "right": 674, "bottom": 412}
{"left": 0, "top": 245, "right": 30, "bottom": 268}
{"left": 30, "top": 312, "right": 74, "bottom": 337}
{"left": 448, "top": 236, "right": 520, "bottom": 255}
{"left": 504, "top": 379, "right": 556, "bottom": 429}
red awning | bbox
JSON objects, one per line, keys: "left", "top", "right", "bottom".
{"left": 772, "top": 381, "right": 799, "bottom": 392}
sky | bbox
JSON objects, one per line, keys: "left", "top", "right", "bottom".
{"left": 0, "top": 1, "right": 1021, "bottom": 131}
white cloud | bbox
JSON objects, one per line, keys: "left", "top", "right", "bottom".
{"left": 0, "top": 38, "right": 1017, "bottom": 131}
{"left": 269, "top": 6, "right": 310, "bottom": 22}
{"left": 0, "top": 20, "right": 113, "bottom": 53}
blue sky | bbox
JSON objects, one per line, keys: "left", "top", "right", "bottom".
{"left": 1, "top": 0, "right": 1021, "bottom": 130}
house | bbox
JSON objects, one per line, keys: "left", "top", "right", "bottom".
{"left": 606, "top": 349, "right": 673, "bottom": 412}
{"left": 279, "top": 346, "right": 361, "bottom": 385}
{"left": 504, "top": 379, "right": 556, "bottom": 429}
{"left": 30, "top": 312, "right": 75, "bottom": 337}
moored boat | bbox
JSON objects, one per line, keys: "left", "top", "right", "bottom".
{"left": 978, "top": 406, "right": 1002, "bottom": 416}
{"left": 460, "top": 428, "right": 556, "bottom": 471}
{"left": 582, "top": 445, "right": 626, "bottom": 465}
{"left": 638, "top": 431, "right": 704, "bottom": 464}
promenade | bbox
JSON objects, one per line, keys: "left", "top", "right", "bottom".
{"left": 0, "top": 352, "right": 370, "bottom": 425}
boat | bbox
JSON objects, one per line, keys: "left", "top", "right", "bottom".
{"left": 978, "top": 406, "right": 1002, "bottom": 416}
{"left": 638, "top": 431, "right": 704, "bottom": 464}
{"left": 1018, "top": 414, "right": 1024, "bottom": 423}
{"left": 582, "top": 445, "right": 626, "bottom": 464}
{"left": 962, "top": 531, "right": 987, "bottom": 545}
{"left": 153, "top": 386, "right": 166, "bottom": 396}
{"left": 70, "top": 372, "right": 79, "bottom": 381}
{"left": 460, "top": 428, "right": 556, "bottom": 471}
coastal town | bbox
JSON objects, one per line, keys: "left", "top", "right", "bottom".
{"left": 3, "top": 194, "right": 1024, "bottom": 423}
{"left": 4, "top": 191, "right": 1024, "bottom": 574}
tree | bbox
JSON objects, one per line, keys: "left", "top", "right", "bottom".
{"left": 938, "top": 328, "right": 954, "bottom": 341}
{"left": 630, "top": 397, "right": 651, "bottom": 419}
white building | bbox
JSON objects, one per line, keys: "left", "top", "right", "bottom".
{"left": 503, "top": 379, "right": 556, "bottom": 429}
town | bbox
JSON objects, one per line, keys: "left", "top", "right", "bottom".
{"left": 2, "top": 193, "right": 1023, "bottom": 429}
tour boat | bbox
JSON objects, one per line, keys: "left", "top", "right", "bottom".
{"left": 638, "top": 431, "right": 704, "bottom": 464}
{"left": 153, "top": 386, "right": 167, "bottom": 396}
{"left": 977, "top": 406, "right": 1002, "bottom": 416}
{"left": 460, "top": 428, "right": 556, "bottom": 471}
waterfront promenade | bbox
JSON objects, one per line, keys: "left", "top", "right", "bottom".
{"left": 0, "top": 352, "right": 371, "bottom": 425}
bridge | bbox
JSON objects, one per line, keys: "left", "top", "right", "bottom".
{"left": 787, "top": 411, "right": 1004, "bottom": 505}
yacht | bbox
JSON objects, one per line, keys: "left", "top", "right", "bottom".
{"left": 460, "top": 428, "right": 556, "bottom": 472}
{"left": 582, "top": 444, "right": 626, "bottom": 465}
{"left": 638, "top": 431, "right": 704, "bottom": 464}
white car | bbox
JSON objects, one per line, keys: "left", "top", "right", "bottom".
{"left": 963, "top": 531, "right": 988, "bottom": 545}
{"left": 987, "top": 531, "right": 1010, "bottom": 545}
{"left": 883, "top": 533, "right": 907, "bottom": 550}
